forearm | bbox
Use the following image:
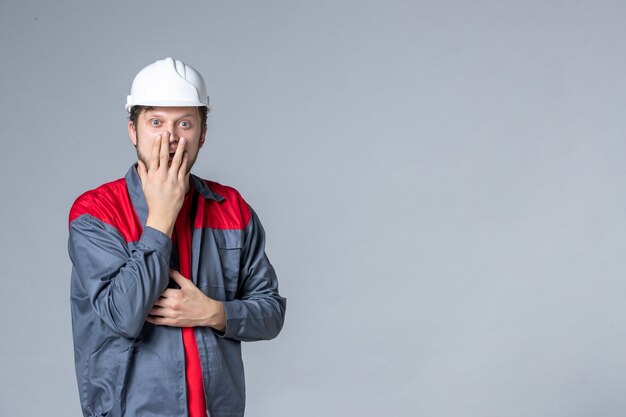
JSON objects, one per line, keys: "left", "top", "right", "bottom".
{"left": 70, "top": 217, "right": 172, "bottom": 338}
{"left": 94, "top": 230, "right": 171, "bottom": 337}
{"left": 217, "top": 208, "right": 286, "bottom": 341}
{"left": 221, "top": 295, "right": 286, "bottom": 341}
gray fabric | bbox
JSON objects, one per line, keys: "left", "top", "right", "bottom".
{"left": 69, "top": 165, "right": 286, "bottom": 417}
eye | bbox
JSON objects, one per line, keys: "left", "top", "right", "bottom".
{"left": 179, "top": 121, "right": 191, "bottom": 128}
{"left": 150, "top": 119, "right": 160, "bottom": 126}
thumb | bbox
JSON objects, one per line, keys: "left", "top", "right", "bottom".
{"left": 169, "top": 269, "right": 190, "bottom": 287}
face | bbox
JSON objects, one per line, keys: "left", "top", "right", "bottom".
{"left": 128, "top": 106, "right": 206, "bottom": 173}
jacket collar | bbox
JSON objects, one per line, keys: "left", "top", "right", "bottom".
{"left": 125, "top": 164, "right": 224, "bottom": 227}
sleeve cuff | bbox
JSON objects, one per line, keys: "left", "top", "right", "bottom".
{"left": 138, "top": 226, "right": 172, "bottom": 258}
{"left": 218, "top": 300, "right": 243, "bottom": 339}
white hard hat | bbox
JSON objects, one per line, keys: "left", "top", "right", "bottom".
{"left": 125, "top": 57, "right": 210, "bottom": 112}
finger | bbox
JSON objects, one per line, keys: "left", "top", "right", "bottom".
{"left": 155, "top": 289, "right": 179, "bottom": 303}
{"left": 169, "top": 269, "right": 190, "bottom": 287}
{"left": 149, "top": 314, "right": 181, "bottom": 326}
{"left": 159, "top": 132, "right": 170, "bottom": 170}
{"left": 149, "top": 306, "right": 164, "bottom": 315}
{"left": 161, "top": 288, "right": 177, "bottom": 298}
{"left": 150, "top": 134, "right": 162, "bottom": 171}
{"left": 169, "top": 137, "right": 186, "bottom": 175}
{"left": 152, "top": 297, "right": 168, "bottom": 308}
{"left": 149, "top": 304, "right": 176, "bottom": 316}
{"left": 146, "top": 315, "right": 172, "bottom": 326}
{"left": 178, "top": 151, "right": 189, "bottom": 183}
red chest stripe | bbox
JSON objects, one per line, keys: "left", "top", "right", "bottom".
{"left": 194, "top": 181, "right": 251, "bottom": 230}
{"left": 69, "top": 179, "right": 251, "bottom": 243}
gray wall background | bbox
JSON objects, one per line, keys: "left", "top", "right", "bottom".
{"left": 1, "top": 0, "right": 626, "bottom": 416}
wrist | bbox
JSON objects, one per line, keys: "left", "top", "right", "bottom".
{"left": 145, "top": 215, "right": 175, "bottom": 237}
{"left": 207, "top": 299, "right": 227, "bottom": 331}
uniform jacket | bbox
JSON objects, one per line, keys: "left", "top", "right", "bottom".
{"left": 68, "top": 165, "right": 286, "bottom": 417}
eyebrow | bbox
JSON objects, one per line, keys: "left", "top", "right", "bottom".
{"left": 145, "top": 112, "right": 197, "bottom": 119}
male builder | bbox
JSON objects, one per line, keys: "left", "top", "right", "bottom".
{"left": 68, "top": 57, "right": 286, "bottom": 417}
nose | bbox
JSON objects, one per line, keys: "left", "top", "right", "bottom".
{"left": 161, "top": 123, "right": 181, "bottom": 146}
{"left": 168, "top": 135, "right": 180, "bottom": 153}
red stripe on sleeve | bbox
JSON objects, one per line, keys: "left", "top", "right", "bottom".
{"left": 69, "top": 179, "right": 142, "bottom": 242}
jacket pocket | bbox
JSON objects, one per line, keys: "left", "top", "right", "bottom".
{"left": 217, "top": 247, "right": 242, "bottom": 300}
{"left": 85, "top": 339, "right": 135, "bottom": 417}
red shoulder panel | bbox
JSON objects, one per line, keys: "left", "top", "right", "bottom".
{"left": 69, "top": 178, "right": 142, "bottom": 242}
{"left": 195, "top": 181, "right": 251, "bottom": 230}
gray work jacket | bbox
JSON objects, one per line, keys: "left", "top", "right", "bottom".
{"left": 68, "top": 165, "right": 286, "bottom": 417}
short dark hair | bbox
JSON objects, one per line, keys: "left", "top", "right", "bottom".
{"left": 128, "top": 105, "right": 208, "bottom": 128}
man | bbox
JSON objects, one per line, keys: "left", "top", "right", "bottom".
{"left": 68, "top": 57, "right": 286, "bottom": 417}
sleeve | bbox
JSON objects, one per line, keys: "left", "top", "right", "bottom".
{"left": 69, "top": 214, "right": 172, "bottom": 339}
{"left": 220, "top": 208, "right": 287, "bottom": 341}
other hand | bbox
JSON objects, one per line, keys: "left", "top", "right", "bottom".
{"left": 146, "top": 269, "right": 227, "bottom": 331}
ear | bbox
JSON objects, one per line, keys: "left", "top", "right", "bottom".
{"left": 128, "top": 121, "right": 138, "bottom": 146}
{"left": 199, "top": 126, "right": 207, "bottom": 148}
